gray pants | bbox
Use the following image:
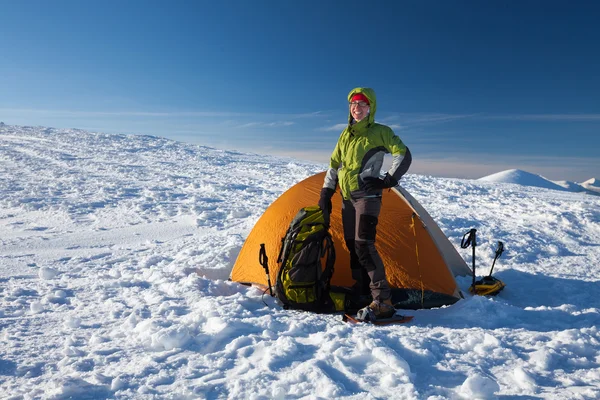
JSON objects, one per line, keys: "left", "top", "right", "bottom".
{"left": 342, "top": 197, "right": 391, "bottom": 301}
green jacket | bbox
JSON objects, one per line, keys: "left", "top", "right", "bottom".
{"left": 323, "top": 87, "right": 412, "bottom": 200}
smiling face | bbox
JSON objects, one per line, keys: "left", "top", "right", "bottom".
{"left": 350, "top": 101, "right": 370, "bottom": 122}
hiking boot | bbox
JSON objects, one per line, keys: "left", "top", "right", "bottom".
{"left": 368, "top": 299, "right": 396, "bottom": 319}
{"left": 356, "top": 299, "right": 396, "bottom": 321}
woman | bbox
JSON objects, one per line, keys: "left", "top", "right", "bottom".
{"left": 319, "top": 87, "right": 412, "bottom": 319}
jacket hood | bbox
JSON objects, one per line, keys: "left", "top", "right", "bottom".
{"left": 347, "top": 87, "right": 377, "bottom": 126}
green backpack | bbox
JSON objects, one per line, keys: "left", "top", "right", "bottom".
{"left": 275, "top": 206, "right": 346, "bottom": 313}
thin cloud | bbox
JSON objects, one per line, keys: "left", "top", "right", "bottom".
{"left": 390, "top": 113, "right": 479, "bottom": 125}
{"left": 235, "top": 121, "right": 295, "bottom": 129}
{"left": 482, "top": 114, "right": 600, "bottom": 122}
{"left": 323, "top": 123, "right": 348, "bottom": 131}
{"left": 0, "top": 108, "right": 325, "bottom": 120}
{"left": 5, "top": 107, "right": 598, "bottom": 123}
{"left": 387, "top": 112, "right": 600, "bottom": 125}
{"left": 388, "top": 124, "right": 403, "bottom": 130}
{"left": 267, "top": 121, "right": 294, "bottom": 127}
{"left": 0, "top": 108, "right": 247, "bottom": 118}
{"left": 378, "top": 116, "right": 400, "bottom": 123}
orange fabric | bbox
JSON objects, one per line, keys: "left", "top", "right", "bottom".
{"left": 231, "top": 172, "right": 459, "bottom": 298}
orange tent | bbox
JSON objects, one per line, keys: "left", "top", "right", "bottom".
{"left": 231, "top": 172, "right": 471, "bottom": 309}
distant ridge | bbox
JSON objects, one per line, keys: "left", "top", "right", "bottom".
{"left": 582, "top": 178, "right": 600, "bottom": 188}
{"left": 553, "top": 180, "right": 587, "bottom": 192}
{"left": 478, "top": 169, "right": 600, "bottom": 196}
{"left": 478, "top": 169, "right": 569, "bottom": 191}
{"left": 580, "top": 178, "right": 600, "bottom": 195}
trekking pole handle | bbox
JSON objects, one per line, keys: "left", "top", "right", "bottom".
{"left": 259, "top": 243, "right": 274, "bottom": 297}
{"left": 461, "top": 228, "right": 477, "bottom": 249}
{"left": 489, "top": 241, "right": 504, "bottom": 276}
{"left": 460, "top": 229, "right": 477, "bottom": 289}
{"left": 495, "top": 241, "right": 504, "bottom": 257}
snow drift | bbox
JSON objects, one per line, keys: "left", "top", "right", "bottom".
{"left": 478, "top": 169, "right": 570, "bottom": 191}
{"left": 479, "top": 169, "right": 600, "bottom": 196}
{"left": 1, "top": 125, "right": 600, "bottom": 399}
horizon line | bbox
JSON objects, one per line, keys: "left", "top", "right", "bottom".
{"left": 3, "top": 108, "right": 600, "bottom": 123}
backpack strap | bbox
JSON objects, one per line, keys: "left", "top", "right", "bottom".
{"left": 311, "top": 232, "right": 335, "bottom": 312}
{"left": 320, "top": 234, "right": 335, "bottom": 287}
{"left": 275, "top": 226, "right": 301, "bottom": 308}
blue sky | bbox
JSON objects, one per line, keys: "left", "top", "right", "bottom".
{"left": 1, "top": 1, "right": 599, "bottom": 181}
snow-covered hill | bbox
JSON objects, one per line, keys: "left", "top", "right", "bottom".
{"left": 479, "top": 168, "right": 600, "bottom": 196}
{"left": 581, "top": 178, "right": 600, "bottom": 195}
{"left": 553, "top": 179, "right": 588, "bottom": 192}
{"left": 1, "top": 125, "right": 600, "bottom": 399}
{"left": 582, "top": 178, "right": 600, "bottom": 187}
{"left": 478, "top": 169, "right": 569, "bottom": 191}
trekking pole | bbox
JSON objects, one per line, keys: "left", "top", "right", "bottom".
{"left": 488, "top": 241, "right": 504, "bottom": 276}
{"left": 259, "top": 243, "right": 274, "bottom": 296}
{"left": 461, "top": 229, "right": 477, "bottom": 290}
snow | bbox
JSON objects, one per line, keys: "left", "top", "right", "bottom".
{"left": 478, "top": 169, "right": 570, "bottom": 191}
{"left": 553, "top": 180, "right": 588, "bottom": 192}
{"left": 39, "top": 266, "right": 60, "bottom": 280}
{"left": 1, "top": 124, "right": 600, "bottom": 399}
{"left": 479, "top": 169, "right": 600, "bottom": 197}
{"left": 458, "top": 374, "right": 500, "bottom": 399}
{"left": 582, "top": 178, "right": 600, "bottom": 188}
{"left": 580, "top": 178, "right": 600, "bottom": 196}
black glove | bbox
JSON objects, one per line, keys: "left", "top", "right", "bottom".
{"left": 318, "top": 187, "right": 335, "bottom": 215}
{"left": 363, "top": 173, "right": 398, "bottom": 192}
